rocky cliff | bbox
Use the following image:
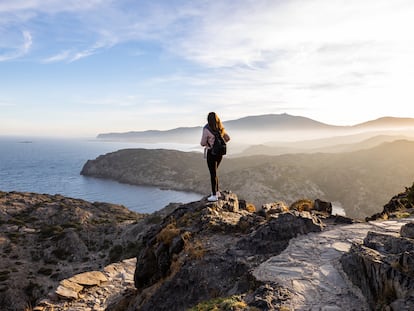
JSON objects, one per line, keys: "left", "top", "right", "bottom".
{"left": 33, "top": 191, "right": 336, "bottom": 311}
{"left": 0, "top": 191, "right": 146, "bottom": 311}
{"left": 3, "top": 184, "right": 414, "bottom": 310}
{"left": 80, "top": 141, "right": 414, "bottom": 219}
{"left": 129, "top": 192, "right": 332, "bottom": 311}
{"left": 341, "top": 183, "right": 414, "bottom": 310}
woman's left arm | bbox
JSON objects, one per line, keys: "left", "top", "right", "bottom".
{"left": 200, "top": 127, "right": 209, "bottom": 146}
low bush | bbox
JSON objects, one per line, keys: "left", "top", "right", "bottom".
{"left": 189, "top": 295, "right": 247, "bottom": 311}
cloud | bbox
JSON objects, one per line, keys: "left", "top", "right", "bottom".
{"left": 168, "top": 0, "right": 414, "bottom": 68}
{"left": 151, "top": 0, "right": 414, "bottom": 121}
{"left": 0, "top": 1, "right": 201, "bottom": 62}
{"left": 2, "top": 0, "right": 414, "bottom": 65}
{"left": 0, "top": 30, "right": 32, "bottom": 61}
{"left": 42, "top": 50, "right": 72, "bottom": 63}
{"left": 0, "top": 0, "right": 107, "bottom": 14}
{"left": 0, "top": 0, "right": 113, "bottom": 62}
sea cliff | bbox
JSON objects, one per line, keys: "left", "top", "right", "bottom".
{"left": 80, "top": 141, "right": 414, "bottom": 219}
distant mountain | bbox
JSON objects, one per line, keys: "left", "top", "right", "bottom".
{"left": 241, "top": 134, "right": 414, "bottom": 156}
{"left": 97, "top": 113, "right": 339, "bottom": 142}
{"left": 97, "top": 114, "right": 414, "bottom": 146}
{"left": 223, "top": 113, "right": 339, "bottom": 131}
{"left": 353, "top": 116, "right": 414, "bottom": 129}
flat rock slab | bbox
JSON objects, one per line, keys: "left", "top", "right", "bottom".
{"left": 253, "top": 218, "right": 414, "bottom": 310}
{"left": 68, "top": 271, "right": 108, "bottom": 286}
{"left": 36, "top": 259, "right": 136, "bottom": 310}
{"left": 56, "top": 284, "right": 80, "bottom": 300}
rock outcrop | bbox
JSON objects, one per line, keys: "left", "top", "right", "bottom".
{"left": 366, "top": 182, "right": 414, "bottom": 221}
{"left": 341, "top": 227, "right": 414, "bottom": 310}
{"left": 4, "top": 185, "right": 414, "bottom": 310}
{"left": 341, "top": 184, "right": 414, "bottom": 310}
{"left": 0, "top": 191, "right": 145, "bottom": 311}
{"left": 128, "top": 191, "right": 332, "bottom": 310}
{"left": 26, "top": 191, "right": 334, "bottom": 311}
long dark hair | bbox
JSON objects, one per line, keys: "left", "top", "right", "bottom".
{"left": 207, "top": 112, "right": 225, "bottom": 135}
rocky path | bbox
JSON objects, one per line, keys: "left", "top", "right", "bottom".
{"left": 253, "top": 217, "right": 414, "bottom": 311}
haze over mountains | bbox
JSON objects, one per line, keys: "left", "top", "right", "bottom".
{"left": 97, "top": 113, "right": 414, "bottom": 155}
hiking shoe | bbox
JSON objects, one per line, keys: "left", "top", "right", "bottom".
{"left": 207, "top": 195, "right": 218, "bottom": 202}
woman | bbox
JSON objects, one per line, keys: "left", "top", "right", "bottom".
{"left": 200, "top": 112, "right": 231, "bottom": 202}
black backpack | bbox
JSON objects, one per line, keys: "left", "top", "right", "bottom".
{"left": 208, "top": 126, "right": 227, "bottom": 156}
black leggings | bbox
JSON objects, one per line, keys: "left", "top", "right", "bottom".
{"left": 207, "top": 150, "right": 223, "bottom": 195}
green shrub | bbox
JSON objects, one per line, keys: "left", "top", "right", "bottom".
{"left": 189, "top": 295, "right": 247, "bottom": 311}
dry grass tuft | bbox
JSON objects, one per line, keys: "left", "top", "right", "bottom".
{"left": 156, "top": 223, "right": 181, "bottom": 245}
{"left": 290, "top": 199, "right": 314, "bottom": 212}
{"left": 245, "top": 203, "right": 256, "bottom": 213}
{"left": 185, "top": 238, "right": 206, "bottom": 260}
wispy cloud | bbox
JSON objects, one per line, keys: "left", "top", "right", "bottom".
{"left": 2, "top": 0, "right": 414, "bottom": 66}
{"left": 0, "top": 30, "right": 32, "bottom": 61}
{"left": 149, "top": 0, "right": 414, "bottom": 123}
{"left": 42, "top": 50, "right": 72, "bottom": 63}
{"left": 0, "top": 0, "right": 111, "bottom": 62}
{"left": 0, "top": 0, "right": 108, "bottom": 14}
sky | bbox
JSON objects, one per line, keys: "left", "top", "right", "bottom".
{"left": 1, "top": 0, "right": 414, "bottom": 137}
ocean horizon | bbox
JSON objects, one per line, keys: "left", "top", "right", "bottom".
{"left": 0, "top": 136, "right": 203, "bottom": 214}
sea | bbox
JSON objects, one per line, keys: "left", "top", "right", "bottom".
{"left": 0, "top": 136, "right": 203, "bottom": 214}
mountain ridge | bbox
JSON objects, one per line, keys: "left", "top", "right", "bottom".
{"left": 97, "top": 113, "right": 414, "bottom": 142}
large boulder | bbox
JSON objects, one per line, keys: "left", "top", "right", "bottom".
{"left": 341, "top": 225, "right": 414, "bottom": 310}
{"left": 367, "top": 183, "right": 414, "bottom": 221}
